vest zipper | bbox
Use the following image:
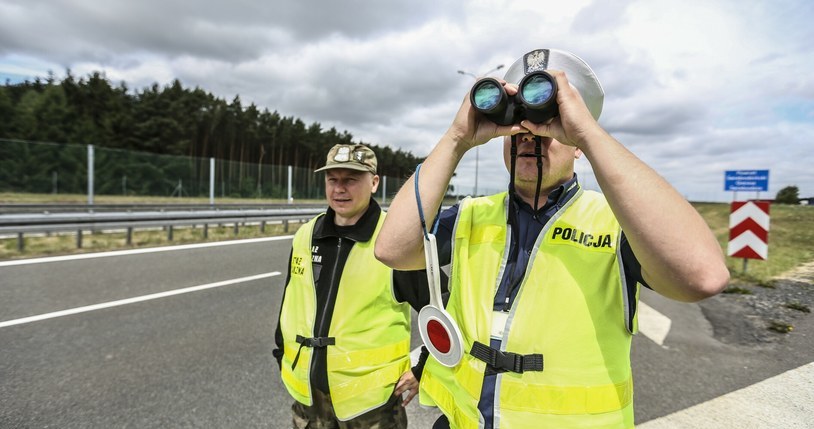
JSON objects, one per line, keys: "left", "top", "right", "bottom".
{"left": 316, "top": 236, "right": 343, "bottom": 338}
{"left": 502, "top": 214, "right": 524, "bottom": 312}
{"left": 310, "top": 237, "right": 343, "bottom": 391}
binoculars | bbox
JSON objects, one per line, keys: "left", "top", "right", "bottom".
{"left": 470, "top": 71, "right": 559, "bottom": 126}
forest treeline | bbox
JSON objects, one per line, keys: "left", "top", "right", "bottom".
{"left": 0, "top": 70, "right": 423, "bottom": 179}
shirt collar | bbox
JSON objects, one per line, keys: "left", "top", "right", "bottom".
{"left": 510, "top": 173, "right": 581, "bottom": 216}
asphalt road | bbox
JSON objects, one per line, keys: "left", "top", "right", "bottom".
{"left": 1, "top": 237, "right": 812, "bottom": 428}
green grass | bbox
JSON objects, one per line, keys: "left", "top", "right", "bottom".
{"left": 768, "top": 320, "right": 794, "bottom": 333}
{"left": 785, "top": 302, "right": 811, "bottom": 313}
{"left": 722, "top": 286, "right": 753, "bottom": 295}
{"left": 694, "top": 202, "right": 814, "bottom": 283}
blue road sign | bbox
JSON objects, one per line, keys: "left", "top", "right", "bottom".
{"left": 725, "top": 170, "right": 769, "bottom": 191}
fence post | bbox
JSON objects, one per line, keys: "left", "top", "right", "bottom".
{"left": 381, "top": 176, "right": 387, "bottom": 205}
{"left": 87, "top": 145, "right": 94, "bottom": 206}
{"left": 17, "top": 233, "right": 24, "bottom": 252}
{"left": 287, "top": 165, "right": 293, "bottom": 204}
{"left": 210, "top": 157, "right": 215, "bottom": 206}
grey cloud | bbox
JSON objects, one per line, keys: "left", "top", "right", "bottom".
{"left": 1, "top": 0, "right": 462, "bottom": 63}
{"left": 603, "top": 99, "right": 706, "bottom": 137}
{"left": 571, "top": 0, "right": 632, "bottom": 34}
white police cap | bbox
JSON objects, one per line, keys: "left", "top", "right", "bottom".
{"left": 503, "top": 49, "right": 604, "bottom": 120}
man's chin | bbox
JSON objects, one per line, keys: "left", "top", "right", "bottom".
{"left": 330, "top": 202, "right": 354, "bottom": 214}
{"left": 513, "top": 174, "right": 545, "bottom": 185}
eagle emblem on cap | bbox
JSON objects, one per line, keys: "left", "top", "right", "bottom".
{"left": 334, "top": 146, "right": 351, "bottom": 162}
{"left": 525, "top": 49, "right": 549, "bottom": 73}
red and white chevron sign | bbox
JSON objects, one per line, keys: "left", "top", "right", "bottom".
{"left": 727, "top": 201, "right": 770, "bottom": 260}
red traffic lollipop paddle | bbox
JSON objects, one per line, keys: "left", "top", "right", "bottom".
{"left": 418, "top": 233, "right": 464, "bottom": 367}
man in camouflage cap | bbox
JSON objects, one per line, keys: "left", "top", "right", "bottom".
{"left": 274, "top": 143, "right": 427, "bottom": 428}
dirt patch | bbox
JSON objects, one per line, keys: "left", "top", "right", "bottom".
{"left": 699, "top": 261, "right": 814, "bottom": 346}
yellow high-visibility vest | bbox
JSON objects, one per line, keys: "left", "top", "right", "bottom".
{"left": 279, "top": 213, "right": 411, "bottom": 421}
{"left": 420, "top": 190, "right": 638, "bottom": 428}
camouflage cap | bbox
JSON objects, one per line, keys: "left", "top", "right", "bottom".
{"left": 314, "top": 144, "right": 378, "bottom": 174}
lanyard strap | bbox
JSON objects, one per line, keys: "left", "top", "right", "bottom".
{"left": 414, "top": 163, "right": 444, "bottom": 308}
{"left": 414, "top": 163, "right": 441, "bottom": 240}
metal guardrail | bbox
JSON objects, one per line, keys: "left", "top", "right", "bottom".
{"left": 0, "top": 207, "right": 327, "bottom": 252}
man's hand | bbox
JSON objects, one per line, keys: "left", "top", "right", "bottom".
{"left": 393, "top": 371, "right": 419, "bottom": 407}
{"left": 445, "top": 81, "right": 527, "bottom": 152}
{"left": 521, "top": 70, "right": 605, "bottom": 150}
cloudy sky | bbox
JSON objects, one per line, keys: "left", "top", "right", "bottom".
{"left": 1, "top": 0, "right": 812, "bottom": 202}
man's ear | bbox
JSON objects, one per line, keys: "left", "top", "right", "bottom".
{"left": 371, "top": 174, "right": 380, "bottom": 193}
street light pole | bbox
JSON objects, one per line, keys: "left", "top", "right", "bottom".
{"left": 457, "top": 64, "right": 504, "bottom": 196}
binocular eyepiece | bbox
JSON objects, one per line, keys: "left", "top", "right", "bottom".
{"left": 470, "top": 71, "right": 559, "bottom": 126}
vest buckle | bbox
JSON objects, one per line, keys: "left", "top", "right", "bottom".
{"left": 298, "top": 335, "right": 336, "bottom": 348}
{"left": 470, "top": 341, "right": 544, "bottom": 374}
{"left": 291, "top": 335, "right": 337, "bottom": 370}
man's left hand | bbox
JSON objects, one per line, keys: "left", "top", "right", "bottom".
{"left": 393, "top": 371, "right": 419, "bottom": 407}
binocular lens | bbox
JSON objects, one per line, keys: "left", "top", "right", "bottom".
{"left": 472, "top": 81, "right": 502, "bottom": 111}
{"left": 521, "top": 74, "right": 554, "bottom": 106}
{"left": 469, "top": 72, "right": 558, "bottom": 126}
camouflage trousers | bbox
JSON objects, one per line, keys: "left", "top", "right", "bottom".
{"left": 291, "top": 388, "right": 407, "bottom": 429}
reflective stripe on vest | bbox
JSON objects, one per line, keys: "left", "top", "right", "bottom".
{"left": 420, "top": 190, "right": 638, "bottom": 429}
{"left": 279, "top": 213, "right": 411, "bottom": 420}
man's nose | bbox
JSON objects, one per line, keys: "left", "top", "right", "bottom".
{"left": 518, "top": 133, "right": 548, "bottom": 147}
{"left": 516, "top": 134, "right": 540, "bottom": 147}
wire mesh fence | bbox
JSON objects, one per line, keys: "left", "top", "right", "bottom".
{"left": 0, "top": 139, "right": 411, "bottom": 203}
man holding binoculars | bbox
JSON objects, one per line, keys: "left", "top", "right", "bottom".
{"left": 374, "top": 49, "right": 729, "bottom": 428}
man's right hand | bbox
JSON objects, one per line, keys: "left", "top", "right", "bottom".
{"left": 445, "top": 81, "right": 527, "bottom": 153}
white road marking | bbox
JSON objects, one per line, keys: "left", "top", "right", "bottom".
{"left": 0, "top": 236, "right": 294, "bottom": 267}
{"left": 0, "top": 272, "right": 281, "bottom": 329}
{"left": 638, "top": 362, "right": 814, "bottom": 428}
{"left": 638, "top": 301, "right": 672, "bottom": 346}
